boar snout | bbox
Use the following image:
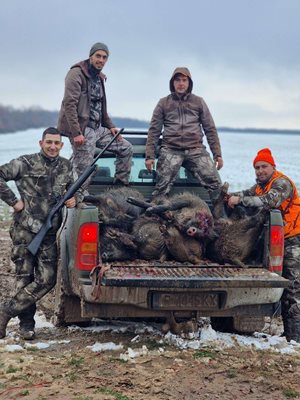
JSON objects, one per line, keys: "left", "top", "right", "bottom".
{"left": 187, "top": 226, "right": 197, "bottom": 237}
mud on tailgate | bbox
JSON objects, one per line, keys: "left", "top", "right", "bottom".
{"left": 102, "top": 262, "right": 289, "bottom": 289}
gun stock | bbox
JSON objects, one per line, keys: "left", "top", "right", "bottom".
{"left": 27, "top": 128, "right": 124, "bottom": 256}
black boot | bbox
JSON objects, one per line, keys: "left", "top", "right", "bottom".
{"left": 0, "top": 309, "right": 12, "bottom": 339}
{"left": 19, "top": 328, "right": 35, "bottom": 340}
{"left": 19, "top": 306, "right": 36, "bottom": 340}
{"left": 283, "top": 317, "right": 300, "bottom": 343}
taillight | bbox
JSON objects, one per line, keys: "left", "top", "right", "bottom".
{"left": 269, "top": 225, "right": 284, "bottom": 274}
{"left": 76, "top": 223, "right": 98, "bottom": 270}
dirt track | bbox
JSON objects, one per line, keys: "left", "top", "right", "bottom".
{"left": 0, "top": 214, "right": 300, "bottom": 400}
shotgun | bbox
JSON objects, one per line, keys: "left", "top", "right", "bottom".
{"left": 27, "top": 128, "right": 124, "bottom": 256}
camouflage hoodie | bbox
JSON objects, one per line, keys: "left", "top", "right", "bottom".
{"left": 145, "top": 67, "right": 222, "bottom": 160}
{"left": 0, "top": 152, "right": 78, "bottom": 233}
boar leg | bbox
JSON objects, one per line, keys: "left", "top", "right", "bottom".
{"left": 231, "top": 257, "right": 247, "bottom": 268}
{"left": 127, "top": 196, "right": 152, "bottom": 209}
{"left": 211, "top": 182, "right": 229, "bottom": 219}
{"left": 145, "top": 199, "right": 190, "bottom": 216}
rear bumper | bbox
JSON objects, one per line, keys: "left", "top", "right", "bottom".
{"left": 75, "top": 265, "right": 288, "bottom": 318}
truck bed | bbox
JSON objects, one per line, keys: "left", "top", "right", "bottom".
{"left": 57, "top": 130, "right": 289, "bottom": 332}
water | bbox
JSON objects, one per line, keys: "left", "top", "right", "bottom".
{"left": 0, "top": 127, "right": 299, "bottom": 193}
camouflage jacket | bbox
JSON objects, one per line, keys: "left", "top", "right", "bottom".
{"left": 0, "top": 151, "right": 79, "bottom": 233}
{"left": 234, "top": 175, "right": 293, "bottom": 210}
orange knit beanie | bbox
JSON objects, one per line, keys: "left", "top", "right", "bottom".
{"left": 253, "top": 148, "right": 276, "bottom": 167}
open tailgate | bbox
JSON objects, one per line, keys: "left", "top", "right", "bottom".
{"left": 102, "top": 262, "right": 289, "bottom": 289}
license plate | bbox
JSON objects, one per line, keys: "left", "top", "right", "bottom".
{"left": 151, "top": 292, "right": 224, "bottom": 310}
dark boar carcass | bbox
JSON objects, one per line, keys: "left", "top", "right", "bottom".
{"left": 132, "top": 214, "right": 169, "bottom": 261}
{"left": 207, "top": 182, "right": 267, "bottom": 267}
{"left": 160, "top": 224, "right": 203, "bottom": 264}
{"left": 84, "top": 187, "right": 144, "bottom": 230}
{"left": 100, "top": 226, "right": 137, "bottom": 261}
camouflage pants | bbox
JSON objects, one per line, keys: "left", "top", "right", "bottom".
{"left": 152, "top": 146, "right": 222, "bottom": 198}
{"left": 6, "top": 223, "right": 58, "bottom": 329}
{"left": 281, "top": 234, "right": 300, "bottom": 341}
{"left": 70, "top": 127, "right": 133, "bottom": 188}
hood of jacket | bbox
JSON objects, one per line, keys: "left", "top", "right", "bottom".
{"left": 70, "top": 59, "right": 106, "bottom": 81}
{"left": 169, "top": 67, "right": 193, "bottom": 94}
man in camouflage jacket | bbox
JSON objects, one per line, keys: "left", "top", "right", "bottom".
{"left": 145, "top": 67, "right": 223, "bottom": 204}
{"left": 228, "top": 148, "right": 300, "bottom": 343}
{"left": 0, "top": 127, "right": 81, "bottom": 340}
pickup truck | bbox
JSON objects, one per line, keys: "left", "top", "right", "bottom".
{"left": 55, "top": 129, "right": 289, "bottom": 334}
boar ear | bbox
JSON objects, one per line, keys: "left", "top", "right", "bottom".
{"left": 195, "top": 211, "right": 207, "bottom": 222}
{"left": 106, "top": 198, "right": 119, "bottom": 211}
{"left": 208, "top": 229, "right": 219, "bottom": 240}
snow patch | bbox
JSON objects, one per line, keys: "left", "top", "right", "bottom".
{"left": 87, "top": 342, "right": 124, "bottom": 352}
{"left": 3, "top": 344, "right": 24, "bottom": 352}
{"left": 120, "top": 345, "right": 149, "bottom": 361}
{"left": 162, "top": 325, "right": 300, "bottom": 354}
{"left": 25, "top": 342, "right": 50, "bottom": 349}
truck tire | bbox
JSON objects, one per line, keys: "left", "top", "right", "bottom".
{"left": 211, "top": 316, "right": 265, "bottom": 335}
{"left": 54, "top": 260, "right": 91, "bottom": 327}
{"left": 232, "top": 316, "right": 265, "bottom": 334}
{"left": 210, "top": 317, "right": 235, "bottom": 333}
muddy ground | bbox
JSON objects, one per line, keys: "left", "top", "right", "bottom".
{"left": 0, "top": 215, "right": 300, "bottom": 400}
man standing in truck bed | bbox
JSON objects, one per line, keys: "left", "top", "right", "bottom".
{"left": 228, "top": 148, "right": 300, "bottom": 343}
{"left": 145, "top": 67, "right": 224, "bottom": 207}
{"left": 0, "top": 128, "right": 80, "bottom": 340}
{"left": 58, "top": 42, "right": 133, "bottom": 189}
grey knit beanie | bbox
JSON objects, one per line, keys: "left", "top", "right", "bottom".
{"left": 89, "top": 42, "right": 109, "bottom": 57}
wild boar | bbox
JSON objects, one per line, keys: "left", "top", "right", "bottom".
{"left": 159, "top": 224, "right": 203, "bottom": 264}
{"left": 132, "top": 214, "right": 169, "bottom": 261}
{"left": 146, "top": 192, "right": 216, "bottom": 242}
{"left": 207, "top": 182, "right": 267, "bottom": 267}
{"left": 84, "top": 187, "right": 144, "bottom": 230}
{"left": 100, "top": 226, "right": 138, "bottom": 261}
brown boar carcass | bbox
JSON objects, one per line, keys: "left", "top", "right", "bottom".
{"left": 159, "top": 224, "right": 203, "bottom": 264}
{"left": 146, "top": 192, "right": 217, "bottom": 243}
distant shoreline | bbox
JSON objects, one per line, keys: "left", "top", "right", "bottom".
{"left": 218, "top": 127, "right": 300, "bottom": 135}
{"left": 1, "top": 126, "right": 300, "bottom": 135}
{"left": 0, "top": 104, "right": 299, "bottom": 135}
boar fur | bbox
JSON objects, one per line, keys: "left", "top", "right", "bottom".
{"left": 207, "top": 182, "right": 267, "bottom": 267}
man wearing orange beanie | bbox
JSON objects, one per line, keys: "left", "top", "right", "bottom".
{"left": 228, "top": 148, "right": 300, "bottom": 343}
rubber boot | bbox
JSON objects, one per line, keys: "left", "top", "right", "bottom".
{"left": 283, "top": 316, "right": 300, "bottom": 343}
{"left": 0, "top": 309, "right": 12, "bottom": 339}
{"left": 19, "top": 308, "right": 36, "bottom": 341}
{"left": 19, "top": 328, "right": 35, "bottom": 340}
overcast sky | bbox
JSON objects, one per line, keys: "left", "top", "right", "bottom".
{"left": 1, "top": 0, "right": 300, "bottom": 129}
